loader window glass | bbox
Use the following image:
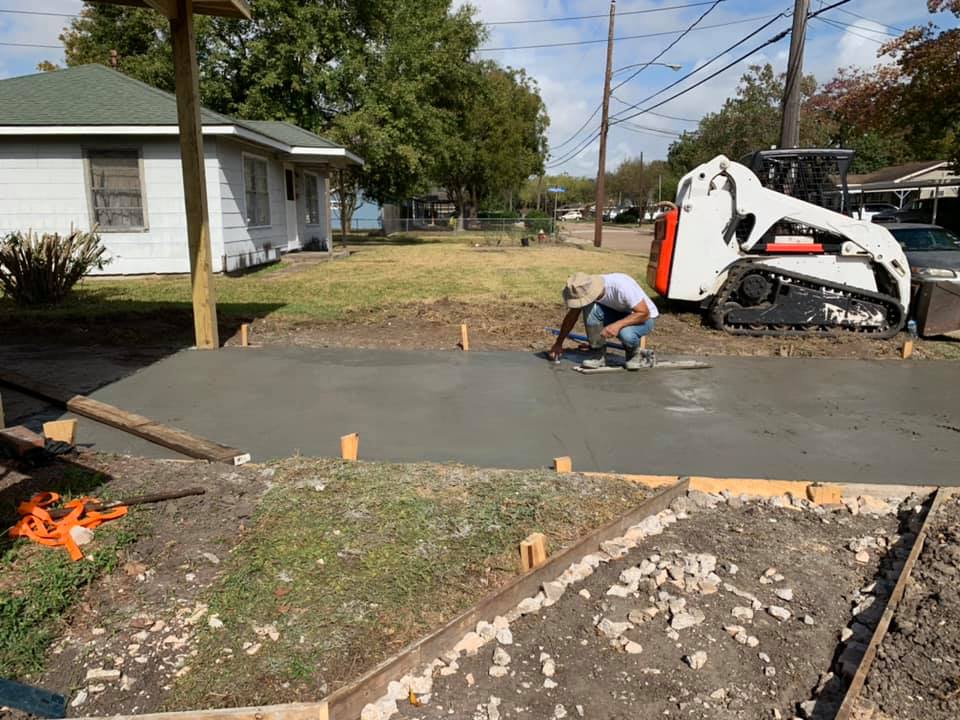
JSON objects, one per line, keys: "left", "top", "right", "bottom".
{"left": 891, "top": 228, "right": 960, "bottom": 251}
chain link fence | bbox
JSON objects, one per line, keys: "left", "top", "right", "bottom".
{"left": 336, "top": 216, "right": 559, "bottom": 244}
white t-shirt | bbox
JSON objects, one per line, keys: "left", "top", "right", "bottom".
{"left": 600, "top": 273, "right": 660, "bottom": 319}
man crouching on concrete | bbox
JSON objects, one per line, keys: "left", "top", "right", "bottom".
{"left": 548, "top": 271, "right": 659, "bottom": 370}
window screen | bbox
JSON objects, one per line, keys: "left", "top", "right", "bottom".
{"left": 285, "top": 168, "right": 295, "bottom": 202}
{"left": 244, "top": 156, "right": 271, "bottom": 226}
{"left": 88, "top": 150, "right": 145, "bottom": 230}
{"left": 305, "top": 174, "right": 321, "bottom": 225}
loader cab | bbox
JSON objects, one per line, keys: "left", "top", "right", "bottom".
{"left": 741, "top": 148, "right": 854, "bottom": 214}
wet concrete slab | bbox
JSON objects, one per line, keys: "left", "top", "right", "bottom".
{"left": 5, "top": 346, "right": 959, "bottom": 484}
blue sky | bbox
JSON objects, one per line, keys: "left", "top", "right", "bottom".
{"left": 2, "top": 0, "right": 956, "bottom": 176}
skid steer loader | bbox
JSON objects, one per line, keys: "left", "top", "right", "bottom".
{"left": 646, "top": 153, "right": 911, "bottom": 337}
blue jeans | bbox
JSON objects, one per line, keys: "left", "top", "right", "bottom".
{"left": 582, "top": 302, "right": 656, "bottom": 349}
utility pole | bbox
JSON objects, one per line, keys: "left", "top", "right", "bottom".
{"left": 593, "top": 0, "right": 616, "bottom": 248}
{"left": 779, "top": 0, "right": 810, "bottom": 149}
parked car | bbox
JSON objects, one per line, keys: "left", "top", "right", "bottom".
{"left": 887, "top": 223, "right": 960, "bottom": 281}
{"left": 613, "top": 207, "right": 641, "bottom": 224}
{"left": 873, "top": 197, "right": 960, "bottom": 234}
{"left": 560, "top": 209, "right": 583, "bottom": 221}
{"left": 857, "top": 202, "right": 898, "bottom": 221}
{"left": 886, "top": 223, "right": 960, "bottom": 336}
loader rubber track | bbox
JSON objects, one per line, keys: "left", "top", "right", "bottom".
{"left": 710, "top": 261, "right": 905, "bottom": 339}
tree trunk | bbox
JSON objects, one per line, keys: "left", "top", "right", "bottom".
{"left": 336, "top": 170, "right": 358, "bottom": 244}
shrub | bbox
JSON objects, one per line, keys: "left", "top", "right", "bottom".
{"left": 523, "top": 210, "right": 552, "bottom": 233}
{"left": 0, "top": 228, "right": 109, "bottom": 306}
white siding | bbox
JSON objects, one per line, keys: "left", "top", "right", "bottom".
{"left": 0, "top": 136, "right": 225, "bottom": 275}
{"left": 216, "top": 138, "right": 288, "bottom": 271}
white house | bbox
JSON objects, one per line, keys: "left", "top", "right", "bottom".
{"left": 0, "top": 64, "right": 362, "bottom": 274}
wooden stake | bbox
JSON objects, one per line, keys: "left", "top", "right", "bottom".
{"left": 170, "top": 0, "right": 219, "bottom": 350}
{"left": 460, "top": 323, "right": 470, "bottom": 352}
{"left": 340, "top": 432, "right": 359, "bottom": 461}
{"left": 240, "top": 323, "right": 250, "bottom": 347}
{"left": 640, "top": 335, "right": 647, "bottom": 350}
{"left": 805, "top": 482, "right": 843, "bottom": 506}
{"left": 42, "top": 419, "right": 77, "bottom": 444}
{"left": 0, "top": 390, "right": 5, "bottom": 428}
{"left": 553, "top": 456, "right": 572, "bottom": 473}
{"left": 901, "top": 339, "right": 914, "bottom": 359}
{"left": 519, "top": 532, "right": 548, "bottom": 572}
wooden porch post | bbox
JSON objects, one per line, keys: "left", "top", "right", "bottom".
{"left": 169, "top": 0, "right": 219, "bottom": 349}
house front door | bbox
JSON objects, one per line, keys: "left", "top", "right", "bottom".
{"left": 283, "top": 165, "right": 300, "bottom": 251}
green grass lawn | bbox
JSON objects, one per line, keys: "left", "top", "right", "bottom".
{"left": 0, "top": 240, "right": 649, "bottom": 324}
{"left": 170, "top": 459, "right": 650, "bottom": 710}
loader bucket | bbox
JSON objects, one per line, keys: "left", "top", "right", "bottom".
{"left": 914, "top": 281, "right": 960, "bottom": 337}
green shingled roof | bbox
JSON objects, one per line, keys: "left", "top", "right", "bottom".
{"left": 0, "top": 64, "right": 341, "bottom": 150}
{"left": 242, "top": 120, "right": 338, "bottom": 149}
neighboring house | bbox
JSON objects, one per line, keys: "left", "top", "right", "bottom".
{"left": 847, "top": 161, "right": 959, "bottom": 210}
{"left": 330, "top": 191, "right": 383, "bottom": 232}
{"left": 0, "top": 64, "right": 362, "bottom": 274}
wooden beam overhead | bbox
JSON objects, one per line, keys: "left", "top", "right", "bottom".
{"left": 143, "top": 0, "right": 179, "bottom": 19}
{"left": 90, "top": 0, "right": 252, "bottom": 20}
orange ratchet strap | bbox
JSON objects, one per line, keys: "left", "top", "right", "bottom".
{"left": 8, "top": 492, "right": 128, "bottom": 561}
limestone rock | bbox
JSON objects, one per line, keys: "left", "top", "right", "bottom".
{"left": 670, "top": 609, "right": 706, "bottom": 630}
{"left": 578, "top": 588, "right": 591, "bottom": 599}
{"left": 732, "top": 606, "right": 754, "bottom": 622}
{"left": 542, "top": 581, "right": 566, "bottom": 607}
{"left": 597, "top": 617, "right": 633, "bottom": 639}
{"left": 767, "top": 605, "right": 792, "bottom": 622}
{"left": 542, "top": 657, "right": 556, "bottom": 677}
{"left": 684, "top": 651, "right": 707, "bottom": 670}
{"left": 496, "top": 628, "right": 513, "bottom": 645}
{"left": 623, "top": 640, "right": 643, "bottom": 654}
{"left": 454, "top": 631, "right": 486, "bottom": 656}
{"left": 517, "top": 594, "right": 545, "bottom": 615}
{"left": 775, "top": 588, "right": 794, "bottom": 602}
{"left": 487, "top": 695, "right": 502, "bottom": 720}
{"left": 488, "top": 665, "right": 509, "bottom": 678}
{"left": 476, "top": 621, "right": 497, "bottom": 641}
{"left": 492, "top": 647, "right": 511, "bottom": 666}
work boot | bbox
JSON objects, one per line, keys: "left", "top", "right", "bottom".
{"left": 625, "top": 347, "right": 656, "bottom": 371}
{"left": 581, "top": 347, "right": 607, "bottom": 369}
{"left": 582, "top": 324, "right": 607, "bottom": 369}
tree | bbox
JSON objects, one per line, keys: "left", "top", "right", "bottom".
{"left": 54, "top": 1, "right": 488, "bottom": 207}
{"left": 432, "top": 65, "right": 549, "bottom": 225}
{"left": 667, "top": 64, "right": 831, "bottom": 174}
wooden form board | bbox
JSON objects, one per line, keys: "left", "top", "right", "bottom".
{"left": 340, "top": 433, "right": 359, "bottom": 461}
{"left": 86, "top": 479, "right": 687, "bottom": 720}
{"left": 519, "top": 532, "right": 548, "bottom": 571}
{"left": 0, "top": 369, "right": 249, "bottom": 465}
{"left": 834, "top": 486, "right": 954, "bottom": 720}
{"left": 88, "top": 702, "right": 328, "bottom": 720}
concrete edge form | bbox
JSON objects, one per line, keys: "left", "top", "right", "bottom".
{"left": 834, "top": 486, "right": 955, "bottom": 720}
{"left": 582, "top": 472, "right": 937, "bottom": 502}
{"left": 0, "top": 368, "right": 249, "bottom": 465}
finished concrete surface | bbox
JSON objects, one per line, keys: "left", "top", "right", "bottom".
{"left": 7, "top": 346, "right": 959, "bottom": 485}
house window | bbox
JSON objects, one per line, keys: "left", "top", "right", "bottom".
{"left": 304, "top": 173, "right": 322, "bottom": 225}
{"left": 244, "top": 155, "right": 271, "bottom": 226}
{"left": 87, "top": 150, "right": 146, "bottom": 230}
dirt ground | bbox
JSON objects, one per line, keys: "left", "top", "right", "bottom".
{"left": 395, "top": 494, "right": 908, "bottom": 720}
{"left": 861, "top": 491, "right": 960, "bottom": 720}
{"left": 0, "top": 452, "right": 271, "bottom": 717}
{"left": 4, "top": 297, "right": 957, "bottom": 362}
{"left": 0, "top": 452, "right": 652, "bottom": 717}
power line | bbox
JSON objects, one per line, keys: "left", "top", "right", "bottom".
{"left": 836, "top": 7, "right": 907, "bottom": 34}
{"left": 813, "top": 16, "right": 887, "bottom": 44}
{"left": 550, "top": 104, "right": 603, "bottom": 152}
{"left": 546, "top": 129, "right": 602, "bottom": 168}
{"left": 476, "top": 13, "right": 782, "bottom": 52}
{"left": 612, "top": 98, "right": 699, "bottom": 123}
{"left": 611, "top": 0, "right": 857, "bottom": 127}
{"left": 618, "top": 121, "right": 681, "bottom": 137}
{"left": 0, "top": 8, "right": 76, "bottom": 18}
{"left": 611, "top": 0, "right": 723, "bottom": 94}
{"left": 610, "top": 10, "right": 790, "bottom": 120}
{"left": 486, "top": 0, "right": 724, "bottom": 26}
{"left": 815, "top": 15, "right": 899, "bottom": 36}
{"left": 0, "top": 40, "right": 61, "bottom": 49}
